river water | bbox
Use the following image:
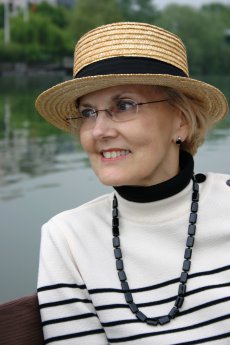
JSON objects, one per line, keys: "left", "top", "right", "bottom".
{"left": 0, "top": 76, "right": 229, "bottom": 302}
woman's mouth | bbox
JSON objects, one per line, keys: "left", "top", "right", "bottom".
{"left": 101, "top": 150, "right": 130, "bottom": 159}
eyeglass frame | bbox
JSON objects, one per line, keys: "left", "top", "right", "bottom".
{"left": 65, "top": 98, "right": 169, "bottom": 126}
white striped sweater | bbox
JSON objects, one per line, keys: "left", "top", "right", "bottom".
{"left": 37, "top": 172, "right": 230, "bottom": 344}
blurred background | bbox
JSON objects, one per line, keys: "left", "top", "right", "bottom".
{"left": 0, "top": 0, "right": 230, "bottom": 303}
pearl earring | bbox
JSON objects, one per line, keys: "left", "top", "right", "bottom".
{"left": 176, "top": 137, "right": 182, "bottom": 145}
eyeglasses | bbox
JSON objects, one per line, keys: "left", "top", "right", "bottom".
{"left": 66, "top": 98, "right": 169, "bottom": 128}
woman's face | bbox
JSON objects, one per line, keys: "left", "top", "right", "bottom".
{"left": 79, "top": 84, "right": 188, "bottom": 186}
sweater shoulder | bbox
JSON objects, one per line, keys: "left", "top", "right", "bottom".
{"left": 204, "top": 171, "right": 230, "bottom": 192}
{"left": 199, "top": 172, "right": 230, "bottom": 212}
{"left": 42, "top": 192, "right": 113, "bottom": 233}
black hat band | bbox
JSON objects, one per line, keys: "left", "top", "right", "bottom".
{"left": 75, "top": 56, "right": 187, "bottom": 79}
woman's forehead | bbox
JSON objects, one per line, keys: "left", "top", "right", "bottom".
{"left": 79, "top": 84, "right": 164, "bottom": 104}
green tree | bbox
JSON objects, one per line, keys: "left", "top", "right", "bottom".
{"left": 0, "top": 7, "right": 72, "bottom": 62}
{"left": 200, "top": 4, "right": 230, "bottom": 74}
{"left": 35, "top": 2, "right": 69, "bottom": 28}
{"left": 117, "top": 0, "right": 158, "bottom": 23}
{"left": 0, "top": 4, "right": 4, "bottom": 28}
{"left": 155, "top": 4, "right": 230, "bottom": 75}
{"left": 69, "top": 0, "right": 124, "bottom": 40}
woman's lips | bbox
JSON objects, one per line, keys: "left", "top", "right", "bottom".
{"left": 101, "top": 149, "right": 130, "bottom": 159}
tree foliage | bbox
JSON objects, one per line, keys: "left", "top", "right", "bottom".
{"left": 117, "top": 0, "right": 158, "bottom": 23}
{"left": 69, "top": 0, "right": 124, "bottom": 40}
{"left": 0, "top": 4, "right": 4, "bottom": 28}
{"left": 0, "top": 1, "right": 230, "bottom": 74}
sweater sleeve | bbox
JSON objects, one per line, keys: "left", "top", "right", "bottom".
{"left": 37, "top": 219, "right": 108, "bottom": 345}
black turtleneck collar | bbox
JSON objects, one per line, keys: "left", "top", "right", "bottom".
{"left": 113, "top": 150, "right": 194, "bottom": 203}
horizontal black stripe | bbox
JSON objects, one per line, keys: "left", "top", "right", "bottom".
{"left": 172, "top": 331, "right": 230, "bottom": 345}
{"left": 44, "top": 328, "right": 105, "bottom": 344}
{"left": 40, "top": 297, "right": 91, "bottom": 309}
{"left": 37, "top": 283, "right": 86, "bottom": 292}
{"left": 180, "top": 296, "right": 230, "bottom": 316}
{"left": 89, "top": 277, "right": 179, "bottom": 294}
{"left": 95, "top": 294, "right": 176, "bottom": 311}
{"left": 190, "top": 265, "right": 230, "bottom": 279}
{"left": 42, "top": 312, "right": 97, "bottom": 326}
{"left": 107, "top": 314, "right": 230, "bottom": 343}
{"left": 101, "top": 297, "right": 230, "bottom": 327}
{"left": 89, "top": 265, "right": 230, "bottom": 295}
{"left": 96, "top": 290, "right": 230, "bottom": 313}
{"left": 186, "top": 282, "right": 230, "bottom": 297}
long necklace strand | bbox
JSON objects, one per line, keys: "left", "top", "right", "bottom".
{"left": 112, "top": 175, "right": 199, "bottom": 326}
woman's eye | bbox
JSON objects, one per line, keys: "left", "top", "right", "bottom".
{"left": 117, "top": 100, "right": 136, "bottom": 112}
{"left": 80, "top": 108, "right": 96, "bottom": 118}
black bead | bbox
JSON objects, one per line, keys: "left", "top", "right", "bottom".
{"left": 113, "top": 196, "right": 118, "bottom": 207}
{"left": 195, "top": 173, "right": 206, "bottom": 183}
{"left": 112, "top": 226, "right": 119, "bottom": 236}
{"left": 192, "top": 190, "right": 199, "bottom": 202}
{"left": 178, "top": 283, "right": 186, "bottom": 296}
{"left": 129, "top": 302, "right": 138, "bottom": 313}
{"left": 121, "top": 281, "right": 129, "bottom": 291}
{"left": 136, "top": 311, "right": 147, "bottom": 322}
{"left": 113, "top": 237, "right": 120, "bottom": 248}
{"left": 193, "top": 182, "right": 199, "bottom": 192}
{"left": 183, "top": 260, "right": 191, "bottom": 272}
{"left": 118, "top": 270, "right": 127, "bottom": 281}
{"left": 175, "top": 296, "right": 184, "bottom": 308}
{"left": 189, "top": 212, "right": 197, "bottom": 224}
{"left": 186, "top": 236, "right": 194, "bottom": 248}
{"left": 114, "top": 248, "right": 122, "bottom": 259}
{"left": 188, "top": 224, "right": 196, "bottom": 236}
{"left": 159, "top": 316, "right": 170, "bottom": 325}
{"left": 147, "top": 318, "right": 158, "bottom": 325}
{"left": 116, "top": 259, "right": 124, "bottom": 270}
{"left": 112, "top": 208, "right": 118, "bottom": 217}
{"left": 125, "top": 292, "right": 133, "bottom": 303}
{"left": 112, "top": 218, "right": 119, "bottom": 227}
{"left": 168, "top": 307, "right": 179, "bottom": 319}
{"left": 191, "top": 202, "right": 198, "bottom": 212}
{"left": 184, "top": 248, "right": 192, "bottom": 259}
{"left": 180, "top": 272, "right": 188, "bottom": 284}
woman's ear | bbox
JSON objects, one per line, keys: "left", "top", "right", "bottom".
{"left": 175, "top": 111, "right": 189, "bottom": 143}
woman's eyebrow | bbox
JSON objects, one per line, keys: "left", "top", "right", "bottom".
{"left": 111, "top": 92, "right": 138, "bottom": 101}
{"left": 79, "top": 91, "right": 138, "bottom": 107}
{"left": 78, "top": 101, "right": 94, "bottom": 107}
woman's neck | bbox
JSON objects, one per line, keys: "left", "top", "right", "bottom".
{"left": 113, "top": 150, "right": 194, "bottom": 203}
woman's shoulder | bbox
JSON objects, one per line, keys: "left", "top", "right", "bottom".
{"left": 199, "top": 171, "right": 230, "bottom": 206}
{"left": 202, "top": 171, "right": 230, "bottom": 190}
{"left": 43, "top": 192, "right": 113, "bottom": 229}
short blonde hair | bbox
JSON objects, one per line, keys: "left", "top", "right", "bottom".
{"left": 158, "top": 86, "right": 213, "bottom": 155}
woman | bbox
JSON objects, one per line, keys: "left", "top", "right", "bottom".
{"left": 35, "top": 22, "right": 230, "bottom": 344}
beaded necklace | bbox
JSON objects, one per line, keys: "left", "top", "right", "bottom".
{"left": 112, "top": 175, "right": 199, "bottom": 326}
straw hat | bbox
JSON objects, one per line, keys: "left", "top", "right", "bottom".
{"left": 35, "top": 22, "right": 228, "bottom": 132}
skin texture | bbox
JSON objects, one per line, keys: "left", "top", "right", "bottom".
{"left": 79, "top": 85, "right": 188, "bottom": 187}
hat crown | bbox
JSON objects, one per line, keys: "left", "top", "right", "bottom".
{"left": 73, "top": 22, "right": 189, "bottom": 78}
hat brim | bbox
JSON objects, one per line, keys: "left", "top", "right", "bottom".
{"left": 35, "top": 74, "right": 228, "bottom": 132}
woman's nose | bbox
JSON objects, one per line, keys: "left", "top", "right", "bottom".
{"left": 92, "top": 111, "right": 118, "bottom": 140}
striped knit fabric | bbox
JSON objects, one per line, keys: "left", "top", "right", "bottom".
{"left": 37, "top": 172, "right": 230, "bottom": 344}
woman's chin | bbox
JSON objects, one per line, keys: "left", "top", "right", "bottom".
{"left": 97, "top": 173, "right": 129, "bottom": 187}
